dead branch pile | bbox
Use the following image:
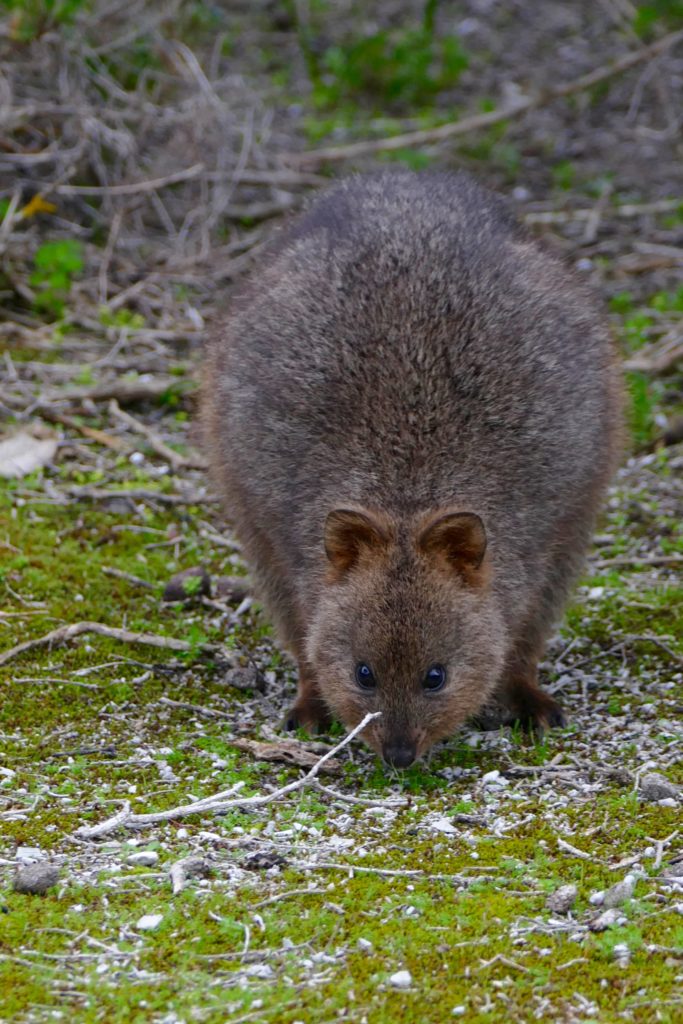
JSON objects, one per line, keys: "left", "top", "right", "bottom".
{"left": 0, "top": 1, "right": 321, "bottom": 328}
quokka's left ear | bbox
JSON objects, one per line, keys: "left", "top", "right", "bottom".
{"left": 417, "top": 511, "right": 487, "bottom": 584}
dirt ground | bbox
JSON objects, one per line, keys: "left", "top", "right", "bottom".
{"left": 1, "top": 3, "right": 682, "bottom": 1022}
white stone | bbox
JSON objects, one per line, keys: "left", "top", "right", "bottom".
{"left": 603, "top": 874, "right": 635, "bottom": 909}
{"left": 357, "top": 938, "right": 373, "bottom": 951}
{"left": 16, "top": 846, "right": 43, "bottom": 864}
{"left": 136, "top": 913, "right": 163, "bottom": 931}
{"left": 389, "top": 970, "right": 412, "bottom": 989}
{"left": 430, "top": 816, "right": 457, "bottom": 835}
{"left": 128, "top": 851, "right": 159, "bottom": 867}
{"left": 481, "top": 770, "right": 501, "bottom": 785}
{"left": 589, "top": 890, "right": 605, "bottom": 906}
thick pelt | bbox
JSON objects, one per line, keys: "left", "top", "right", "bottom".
{"left": 201, "top": 172, "right": 623, "bottom": 764}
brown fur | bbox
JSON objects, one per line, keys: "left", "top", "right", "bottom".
{"left": 201, "top": 171, "right": 623, "bottom": 766}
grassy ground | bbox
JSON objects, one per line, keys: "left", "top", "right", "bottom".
{"left": 1, "top": 3, "right": 683, "bottom": 1022}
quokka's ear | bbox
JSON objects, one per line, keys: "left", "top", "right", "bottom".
{"left": 417, "top": 511, "right": 487, "bottom": 583}
{"left": 324, "top": 508, "right": 391, "bottom": 575}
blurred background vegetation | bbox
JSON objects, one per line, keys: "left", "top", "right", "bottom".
{"left": 1, "top": 0, "right": 682, "bottom": 449}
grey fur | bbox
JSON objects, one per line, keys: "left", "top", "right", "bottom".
{"left": 201, "top": 171, "right": 623, "bottom": 763}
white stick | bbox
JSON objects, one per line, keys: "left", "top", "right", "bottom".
{"left": 75, "top": 712, "right": 381, "bottom": 838}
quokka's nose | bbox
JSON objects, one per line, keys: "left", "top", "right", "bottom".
{"left": 382, "top": 741, "right": 417, "bottom": 769}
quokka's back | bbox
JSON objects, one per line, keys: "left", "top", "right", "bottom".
{"left": 202, "top": 172, "right": 623, "bottom": 767}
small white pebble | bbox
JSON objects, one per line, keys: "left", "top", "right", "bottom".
{"left": 130, "top": 451, "right": 145, "bottom": 465}
{"left": 176, "top": 828, "right": 188, "bottom": 839}
{"left": 127, "top": 851, "right": 159, "bottom": 867}
{"left": 589, "top": 891, "right": 605, "bottom": 906}
{"left": 389, "top": 970, "right": 412, "bottom": 990}
{"left": 482, "top": 770, "right": 501, "bottom": 785}
{"left": 452, "top": 1008, "right": 466, "bottom": 1017}
{"left": 357, "top": 938, "right": 373, "bottom": 951}
{"left": 613, "top": 942, "right": 631, "bottom": 965}
{"left": 136, "top": 913, "right": 163, "bottom": 931}
{"left": 658, "top": 798, "right": 678, "bottom": 808}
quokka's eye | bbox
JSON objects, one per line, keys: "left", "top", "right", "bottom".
{"left": 355, "top": 662, "right": 377, "bottom": 691}
{"left": 423, "top": 664, "right": 446, "bottom": 692}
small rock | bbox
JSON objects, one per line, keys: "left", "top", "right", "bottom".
{"left": 589, "top": 891, "right": 605, "bottom": 906}
{"left": 481, "top": 769, "right": 501, "bottom": 785}
{"left": 388, "top": 970, "right": 412, "bottom": 989}
{"left": 223, "top": 664, "right": 264, "bottom": 692}
{"left": 452, "top": 1008, "right": 466, "bottom": 1017}
{"left": 613, "top": 942, "right": 631, "bottom": 966}
{"left": 136, "top": 913, "right": 163, "bottom": 931}
{"left": 169, "top": 856, "right": 212, "bottom": 895}
{"left": 658, "top": 797, "right": 678, "bottom": 809}
{"left": 546, "top": 884, "right": 577, "bottom": 915}
{"left": 243, "top": 851, "right": 286, "bottom": 871}
{"left": 245, "top": 964, "right": 273, "bottom": 978}
{"left": 639, "top": 773, "right": 679, "bottom": 803}
{"left": 16, "top": 846, "right": 43, "bottom": 864}
{"left": 429, "top": 815, "right": 458, "bottom": 835}
{"left": 589, "top": 908, "right": 624, "bottom": 932}
{"left": 127, "top": 851, "right": 159, "bottom": 867}
{"left": 603, "top": 874, "right": 635, "bottom": 909}
{"left": 357, "top": 938, "right": 373, "bottom": 951}
{"left": 162, "top": 566, "right": 211, "bottom": 603}
{"left": 213, "top": 575, "right": 251, "bottom": 602}
{"left": 661, "top": 858, "right": 683, "bottom": 881}
{"left": 13, "top": 863, "right": 60, "bottom": 895}
{"left": 605, "top": 767, "right": 633, "bottom": 787}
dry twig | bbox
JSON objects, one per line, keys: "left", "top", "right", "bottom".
{"left": 74, "top": 711, "right": 382, "bottom": 837}
{"left": 0, "top": 620, "right": 220, "bottom": 668}
{"left": 288, "top": 29, "right": 683, "bottom": 166}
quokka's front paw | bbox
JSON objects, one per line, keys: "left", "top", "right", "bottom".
{"left": 506, "top": 683, "right": 567, "bottom": 735}
{"left": 284, "top": 693, "right": 332, "bottom": 734}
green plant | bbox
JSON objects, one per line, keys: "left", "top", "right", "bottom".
{"left": 29, "top": 239, "right": 84, "bottom": 318}
{"left": 633, "top": 0, "right": 683, "bottom": 37}
{"left": 99, "top": 306, "right": 146, "bottom": 330}
{"left": 626, "top": 371, "right": 657, "bottom": 448}
{"left": 3, "top": 0, "right": 90, "bottom": 40}
{"left": 552, "top": 160, "right": 576, "bottom": 191}
{"left": 316, "top": 26, "right": 468, "bottom": 109}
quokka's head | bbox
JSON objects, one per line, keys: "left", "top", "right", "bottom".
{"left": 306, "top": 506, "right": 507, "bottom": 767}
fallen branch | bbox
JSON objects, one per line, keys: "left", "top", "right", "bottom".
{"left": 624, "top": 341, "right": 683, "bottom": 374}
{"left": 0, "top": 620, "right": 220, "bottom": 668}
{"left": 291, "top": 861, "right": 495, "bottom": 885}
{"left": 591, "top": 554, "right": 683, "bottom": 569}
{"left": 523, "top": 198, "right": 683, "bottom": 224}
{"left": 66, "top": 486, "right": 215, "bottom": 506}
{"left": 75, "top": 711, "right": 381, "bottom": 838}
{"left": 101, "top": 566, "right": 155, "bottom": 590}
{"left": 109, "top": 399, "right": 206, "bottom": 470}
{"left": 54, "top": 163, "right": 205, "bottom": 196}
{"left": 39, "top": 376, "right": 189, "bottom": 407}
{"left": 38, "top": 408, "right": 128, "bottom": 451}
{"left": 289, "top": 29, "right": 683, "bottom": 167}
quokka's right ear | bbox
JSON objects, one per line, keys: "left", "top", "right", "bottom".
{"left": 324, "top": 508, "right": 392, "bottom": 576}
